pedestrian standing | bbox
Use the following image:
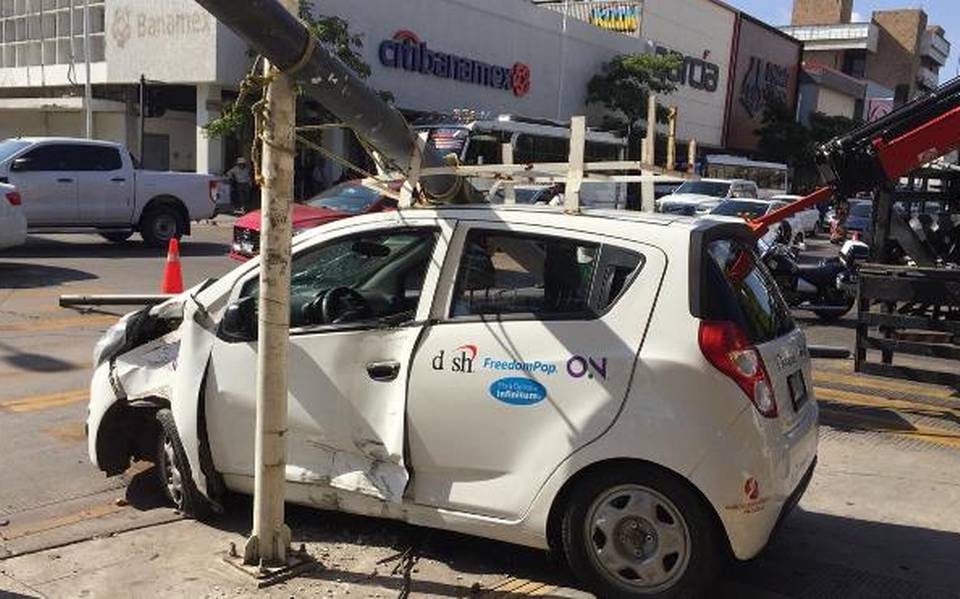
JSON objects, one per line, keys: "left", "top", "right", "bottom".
{"left": 311, "top": 158, "right": 328, "bottom": 196}
{"left": 226, "top": 157, "right": 253, "bottom": 214}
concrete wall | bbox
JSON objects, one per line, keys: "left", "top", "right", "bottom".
{"left": 816, "top": 86, "right": 856, "bottom": 118}
{"left": 867, "top": 10, "right": 926, "bottom": 101}
{"left": 320, "top": 0, "right": 643, "bottom": 127}
{"left": 791, "top": 0, "right": 853, "bottom": 26}
{"left": 640, "top": 0, "right": 736, "bottom": 147}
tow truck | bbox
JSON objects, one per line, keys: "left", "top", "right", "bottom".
{"left": 750, "top": 76, "right": 960, "bottom": 386}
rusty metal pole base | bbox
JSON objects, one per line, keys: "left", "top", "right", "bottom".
{"left": 222, "top": 540, "right": 321, "bottom": 589}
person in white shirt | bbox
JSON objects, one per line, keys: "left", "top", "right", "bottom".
{"left": 226, "top": 157, "right": 253, "bottom": 213}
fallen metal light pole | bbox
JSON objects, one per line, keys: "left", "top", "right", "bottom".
{"left": 194, "top": 0, "right": 475, "bottom": 204}
{"left": 59, "top": 294, "right": 173, "bottom": 307}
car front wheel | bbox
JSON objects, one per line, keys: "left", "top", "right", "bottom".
{"left": 155, "top": 409, "right": 211, "bottom": 518}
{"left": 561, "top": 466, "right": 724, "bottom": 598}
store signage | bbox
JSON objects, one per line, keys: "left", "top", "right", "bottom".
{"left": 589, "top": 3, "right": 640, "bottom": 34}
{"left": 654, "top": 46, "right": 720, "bottom": 93}
{"left": 738, "top": 56, "right": 789, "bottom": 118}
{"left": 378, "top": 30, "right": 531, "bottom": 97}
{"left": 110, "top": 5, "right": 211, "bottom": 50}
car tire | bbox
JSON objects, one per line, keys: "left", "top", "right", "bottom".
{"left": 141, "top": 206, "right": 185, "bottom": 248}
{"left": 561, "top": 466, "right": 724, "bottom": 599}
{"left": 100, "top": 231, "right": 133, "bottom": 243}
{"left": 155, "top": 408, "right": 211, "bottom": 518}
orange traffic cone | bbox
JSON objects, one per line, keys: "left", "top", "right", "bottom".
{"left": 161, "top": 238, "right": 184, "bottom": 294}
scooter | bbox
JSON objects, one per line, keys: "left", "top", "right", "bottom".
{"left": 760, "top": 234, "right": 871, "bottom": 321}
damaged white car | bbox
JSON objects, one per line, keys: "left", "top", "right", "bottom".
{"left": 87, "top": 206, "right": 818, "bottom": 598}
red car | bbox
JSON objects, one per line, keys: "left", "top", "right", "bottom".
{"left": 230, "top": 180, "right": 398, "bottom": 261}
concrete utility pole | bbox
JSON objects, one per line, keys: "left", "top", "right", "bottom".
{"left": 645, "top": 94, "right": 657, "bottom": 167}
{"left": 666, "top": 107, "right": 678, "bottom": 171}
{"left": 83, "top": 0, "right": 92, "bottom": 139}
{"left": 244, "top": 0, "right": 296, "bottom": 567}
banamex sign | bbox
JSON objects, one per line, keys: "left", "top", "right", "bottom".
{"left": 378, "top": 30, "right": 531, "bottom": 97}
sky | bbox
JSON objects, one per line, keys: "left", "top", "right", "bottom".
{"left": 723, "top": 0, "right": 959, "bottom": 76}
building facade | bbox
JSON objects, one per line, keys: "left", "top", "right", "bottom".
{"left": 782, "top": 0, "right": 951, "bottom": 115}
{"left": 0, "top": 0, "right": 804, "bottom": 175}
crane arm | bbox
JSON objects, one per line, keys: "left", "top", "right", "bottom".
{"left": 749, "top": 76, "right": 960, "bottom": 237}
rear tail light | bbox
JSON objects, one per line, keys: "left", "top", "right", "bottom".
{"left": 208, "top": 180, "right": 219, "bottom": 205}
{"left": 698, "top": 320, "right": 778, "bottom": 418}
{"left": 6, "top": 191, "right": 21, "bottom": 206}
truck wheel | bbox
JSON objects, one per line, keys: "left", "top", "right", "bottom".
{"left": 100, "top": 231, "right": 133, "bottom": 243}
{"left": 141, "top": 207, "right": 184, "bottom": 248}
{"left": 561, "top": 466, "right": 724, "bottom": 598}
{"left": 155, "top": 409, "right": 211, "bottom": 519}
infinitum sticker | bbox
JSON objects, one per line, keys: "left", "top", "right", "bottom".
{"left": 489, "top": 377, "right": 547, "bottom": 406}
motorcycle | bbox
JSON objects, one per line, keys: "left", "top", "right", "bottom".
{"left": 760, "top": 226, "right": 870, "bottom": 321}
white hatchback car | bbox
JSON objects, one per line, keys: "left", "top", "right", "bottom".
{"left": 0, "top": 182, "right": 27, "bottom": 251}
{"left": 87, "top": 206, "right": 817, "bottom": 597}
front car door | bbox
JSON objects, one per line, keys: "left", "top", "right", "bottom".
{"left": 7, "top": 143, "right": 79, "bottom": 226}
{"left": 76, "top": 145, "right": 133, "bottom": 225}
{"left": 407, "top": 221, "right": 666, "bottom": 519}
{"left": 206, "top": 218, "right": 450, "bottom": 503}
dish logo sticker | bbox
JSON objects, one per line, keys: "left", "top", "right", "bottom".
{"left": 432, "top": 344, "right": 477, "bottom": 374}
{"left": 489, "top": 377, "right": 547, "bottom": 406}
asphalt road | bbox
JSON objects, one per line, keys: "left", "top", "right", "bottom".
{"left": 1, "top": 226, "right": 959, "bottom": 598}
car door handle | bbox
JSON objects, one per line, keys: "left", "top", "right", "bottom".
{"left": 366, "top": 360, "right": 401, "bottom": 382}
{"left": 110, "top": 177, "right": 126, "bottom": 182}
{"left": 57, "top": 178, "right": 74, "bottom": 183}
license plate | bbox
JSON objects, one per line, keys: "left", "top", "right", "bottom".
{"left": 787, "top": 370, "right": 808, "bottom": 411}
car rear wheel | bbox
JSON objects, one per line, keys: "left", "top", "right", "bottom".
{"left": 561, "top": 466, "right": 724, "bottom": 598}
{"left": 155, "top": 409, "right": 211, "bottom": 518}
{"left": 141, "top": 207, "right": 184, "bottom": 248}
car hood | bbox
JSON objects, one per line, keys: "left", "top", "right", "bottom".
{"left": 659, "top": 193, "right": 722, "bottom": 205}
{"left": 234, "top": 204, "right": 348, "bottom": 231}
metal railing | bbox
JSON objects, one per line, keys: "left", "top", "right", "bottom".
{"left": 780, "top": 22, "right": 879, "bottom": 52}
{"left": 534, "top": 1, "right": 643, "bottom": 37}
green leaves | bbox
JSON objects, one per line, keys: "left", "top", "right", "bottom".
{"left": 586, "top": 53, "right": 682, "bottom": 138}
{"left": 755, "top": 100, "right": 861, "bottom": 192}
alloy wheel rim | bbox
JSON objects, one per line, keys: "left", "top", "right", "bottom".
{"left": 161, "top": 435, "right": 184, "bottom": 509}
{"left": 153, "top": 215, "right": 177, "bottom": 241}
{"left": 584, "top": 484, "right": 691, "bottom": 592}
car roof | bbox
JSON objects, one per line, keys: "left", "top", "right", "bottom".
{"left": 697, "top": 178, "right": 755, "bottom": 185}
{"left": 12, "top": 137, "right": 121, "bottom": 147}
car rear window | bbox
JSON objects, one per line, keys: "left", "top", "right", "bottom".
{"left": 703, "top": 239, "right": 793, "bottom": 344}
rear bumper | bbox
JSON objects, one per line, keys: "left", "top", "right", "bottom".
{"left": 689, "top": 398, "right": 819, "bottom": 560}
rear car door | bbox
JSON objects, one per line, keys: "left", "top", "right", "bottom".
{"left": 207, "top": 219, "right": 450, "bottom": 503}
{"left": 75, "top": 145, "right": 132, "bottom": 225}
{"left": 407, "top": 221, "right": 665, "bottom": 518}
{"left": 7, "top": 143, "right": 79, "bottom": 225}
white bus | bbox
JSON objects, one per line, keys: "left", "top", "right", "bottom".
{"left": 704, "top": 154, "right": 789, "bottom": 197}
{"left": 414, "top": 114, "right": 628, "bottom": 208}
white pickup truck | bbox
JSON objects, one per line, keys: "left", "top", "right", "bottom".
{"left": 0, "top": 137, "right": 228, "bottom": 247}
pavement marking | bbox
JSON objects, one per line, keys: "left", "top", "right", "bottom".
{"left": 481, "top": 577, "right": 557, "bottom": 597}
{"left": 0, "top": 313, "right": 117, "bottom": 333}
{"left": 0, "top": 389, "right": 88, "bottom": 413}
{"left": 43, "top": 421, "right": 87, "bottom": 444}
{"left": 818, "top": 404, "right": 960, "bottom": 449}
{"left": 814, "top": 386, "right": 960, "bottom": 418}
{"left": 813, "top": 369, "right": 955, "bottom": 399}
{"left": 0, "top": 501, "right": 125, "bottom": 541}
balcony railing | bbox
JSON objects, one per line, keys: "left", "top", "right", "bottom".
{"left": 780, "top": 22, "right": 879, "bottom": 53}
{"left": 920, "top": 30, "right": 951, "bottom": 67}
{"left": 533, "top": 1, "right": 643, "bottom": 37}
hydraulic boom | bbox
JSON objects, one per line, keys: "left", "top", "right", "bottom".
{"left": 751, "top": 76, "right": 960, "bottom": 242}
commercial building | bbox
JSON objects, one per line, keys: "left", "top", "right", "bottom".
{"left": 0, "top": 0, "right": 804, "bottom": 175}
{"left": 796, "top": 62, "right": 867, "bottom": 126}
{"left": 782, "top": 0, "right": 951, "bottom": 115}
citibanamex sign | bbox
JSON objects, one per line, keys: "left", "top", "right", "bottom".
{"left": 378, "top": 31, "right": 531, "bottom": 97}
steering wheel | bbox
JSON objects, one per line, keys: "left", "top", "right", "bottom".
{"left": 321, "top": 286, "right": 372, "bottom": 324}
